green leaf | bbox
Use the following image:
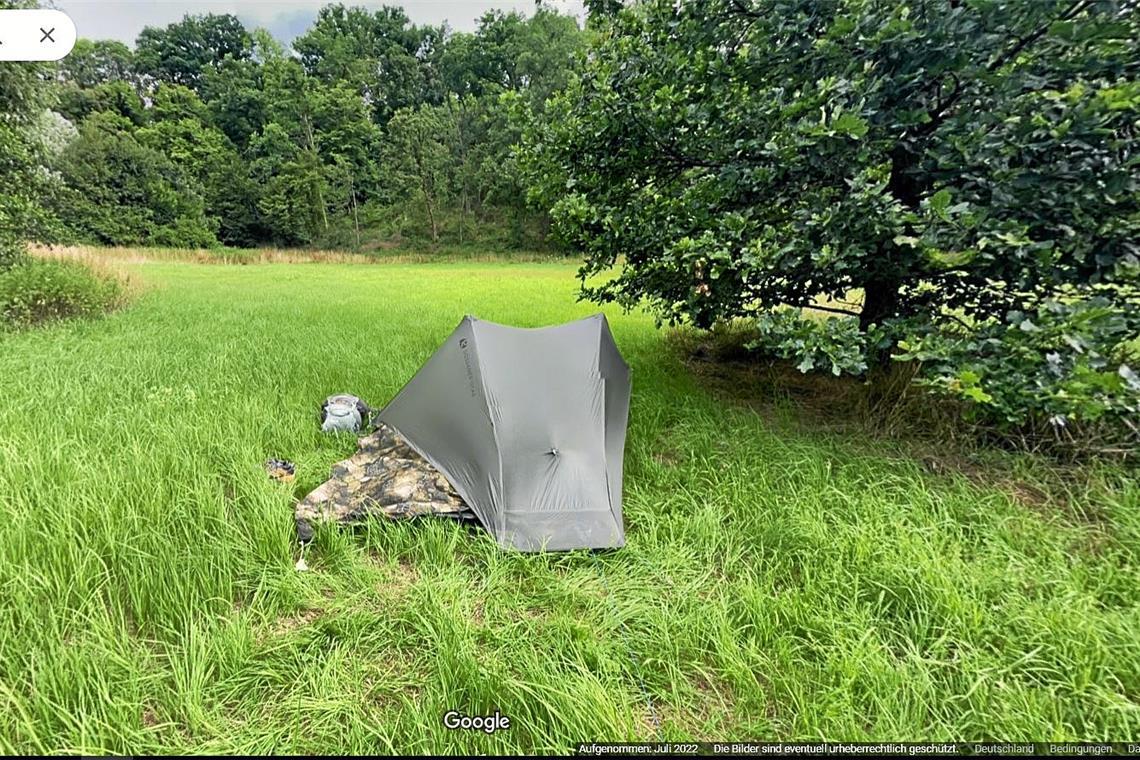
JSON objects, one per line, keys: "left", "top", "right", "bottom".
{"left": 958, "top": 369, "right": 981, "bottom": 385}
{"left": 832, "top": 112, "right": 868, "bottom": 139}
{"left": 961, "top": 385, "right": 993, "bottom": 404}
{"left": 1120, "top": 364, "right": 1140, "bottom": 391}
{"left": 929, "top": 188, "right": 952, "bottom": 221}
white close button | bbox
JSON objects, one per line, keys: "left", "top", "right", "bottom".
{"left": 0, "top": 9, "right": 77, "bottom": 61}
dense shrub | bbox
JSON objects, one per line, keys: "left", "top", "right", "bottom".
{"left": 747, "top": 309, "right": 873, "bottom": 377}
{"left": 47, "top": 115, "right": 219, "bottom": 249}
{"left": 897, "top": 297, "right": 1140, "bottom": 438}
{"left": 0, "top": 258, "right": 126, "bottom": 327}
{"left": 738, "top": 297, "right": 1140, "bottom": 452}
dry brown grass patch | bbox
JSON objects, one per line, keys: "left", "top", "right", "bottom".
{"left": 28, "top": 244, "right": 146, "bottom": 299}
{"left": 370, "top": 557, "right": 420, "bottom": 600}
{"left": 265, "top": 607, "right": 323, "bottom": 639}
{"left": 32, "top": 243, "right": 559, "bottom": 266}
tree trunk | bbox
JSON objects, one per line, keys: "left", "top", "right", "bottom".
{"left": 860, "top": 276, "right": 901, "bottom": 332}
{"left": 302, "top": 115, "right": 329, "bottom": 234}
{"left": 857, "top": 142, "right": 921, "bottom": 360}
{"left": 317, "top": 183, "right": 329, "bottom": 233}
{"left": 350, "top": 174, "right": 360, "bottom": 249}
{"left": 460, "top": 188, "right": 467, "bottom": 246}
{"left": 419, "top": 167, "right": 438, "bottom": 243}
{"left": 426, "top": 198, "right": 437, "bottom": 242}
{"left": 860, "top": 273, "right": 903, "bottom": 368}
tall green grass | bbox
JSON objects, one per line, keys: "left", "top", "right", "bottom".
{"left": 0, "top": 258, "right": 1136, "bottom": 753}
{"left": 0, "top": 257, "right": 126, "bottom": 328}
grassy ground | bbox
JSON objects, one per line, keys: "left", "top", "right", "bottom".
{"left": 0, "top": 254, "right": 1137, "bottom": 753}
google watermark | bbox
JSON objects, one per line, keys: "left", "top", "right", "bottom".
{"left": 442, "top": 709, "right": 512, "bottom": 735}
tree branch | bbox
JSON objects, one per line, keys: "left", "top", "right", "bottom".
{"left": 914, "top": 0, "right": 1092, "bottom": 138}
{"left": 727, "top": 0, "right": 763, "bottom": 20}
{"left": 801, "top": 303, "right": 862, "bottom": 318}
{"left": 986, "top": 0, "right": 1091, "bottom": 73}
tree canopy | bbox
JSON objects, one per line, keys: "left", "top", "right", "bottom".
{"left": 526, "top": 0, "right": 1138, "bottom": 433}
{"left": 134, "top": 13, "right": 253, "bottom": 90}
{"left": 530, "top": 0, "right": 1138, "bottom": 333}
{"left": 33, "top": 4, "right": 586, "bottom": 250}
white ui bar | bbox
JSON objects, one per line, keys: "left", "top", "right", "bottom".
{"left": 0, "top": 9, "right": 77, "bottom": 61}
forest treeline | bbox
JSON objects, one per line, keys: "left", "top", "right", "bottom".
{"left": 30, "top": 3, "right": 587, "bottom": 250}
{"left": 4, "top": 0, "right": 1135, "bottom": 446}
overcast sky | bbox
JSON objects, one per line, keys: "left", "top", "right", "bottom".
{"left": 47, "top": 1, "right": 587, "bottom": 46}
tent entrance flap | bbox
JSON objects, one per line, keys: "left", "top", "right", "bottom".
{"left": 377, "top": 313, "right": 631, "bottom": 552}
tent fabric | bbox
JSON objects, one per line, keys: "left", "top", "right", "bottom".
{"left": 377, "top": 313, "right": 631, "bottom": 552}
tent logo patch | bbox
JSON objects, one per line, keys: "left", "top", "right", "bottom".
{"left": 459, "top": 338, "right": 476, "bottom": 396}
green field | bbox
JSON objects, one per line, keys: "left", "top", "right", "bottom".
{"left": 1, "top": 256, "right": 1137, "bottom": 753}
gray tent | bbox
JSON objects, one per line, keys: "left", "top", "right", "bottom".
{"left": 377, "top": 314, "right": 631, "bottom": 552}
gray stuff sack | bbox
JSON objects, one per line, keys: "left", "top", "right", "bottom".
{"left": 320, "top": 394, "right": 371, "bottom": 433}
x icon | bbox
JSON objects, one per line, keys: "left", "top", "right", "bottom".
{"left": 40, "top": 27, "right": 54, "bottom": 43}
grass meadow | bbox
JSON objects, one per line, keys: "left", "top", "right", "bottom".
{"left": 0, "top": 251, "right": 1138, "bottom": 753}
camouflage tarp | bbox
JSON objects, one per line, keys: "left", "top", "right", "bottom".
{"left": 294, "top": 422, "right": 477, "bottom": 542}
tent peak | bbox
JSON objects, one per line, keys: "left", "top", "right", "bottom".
{"left": 467, "top": 313, "right": 608, "bottom": 332}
